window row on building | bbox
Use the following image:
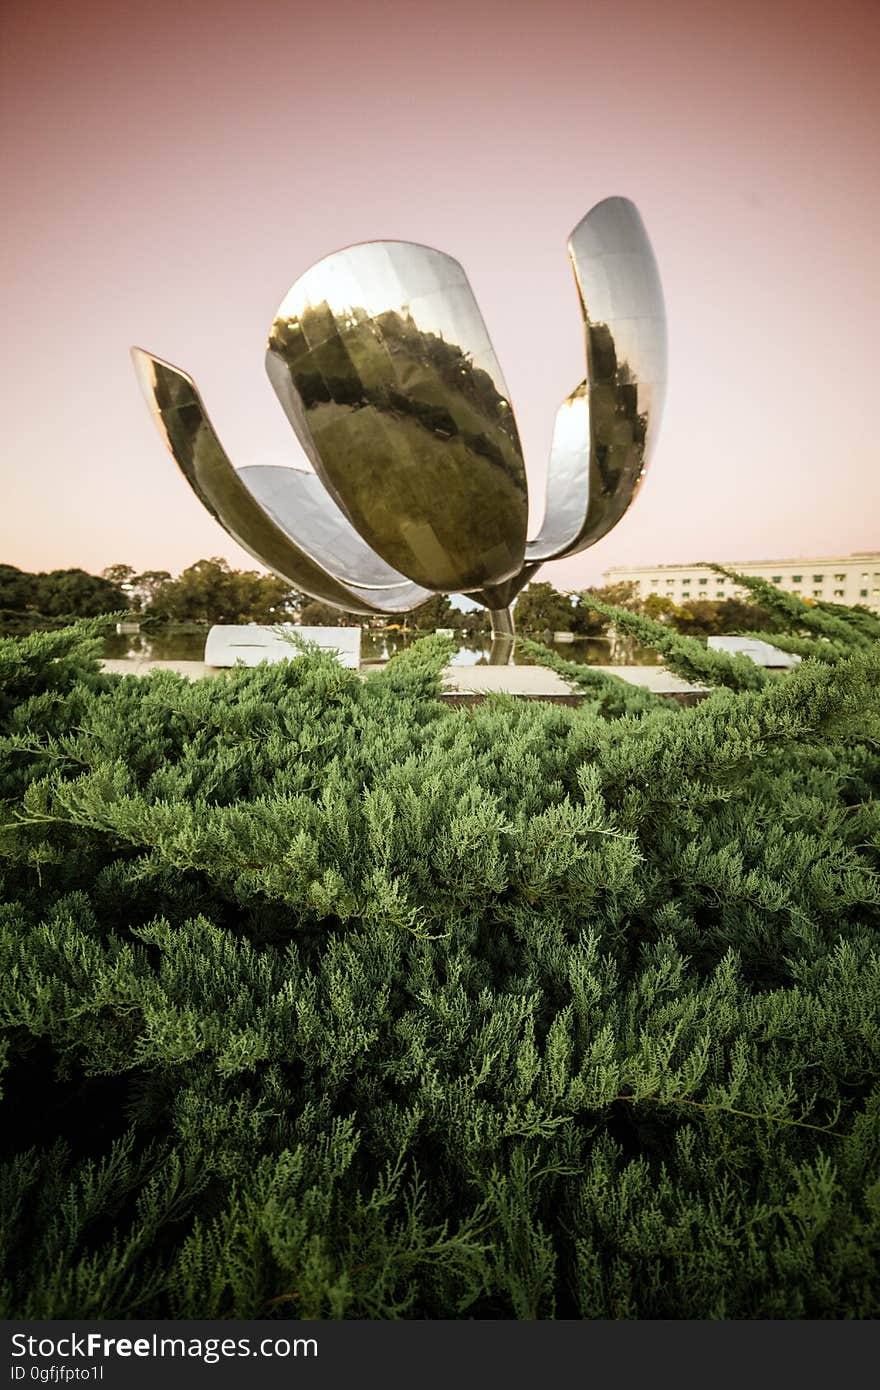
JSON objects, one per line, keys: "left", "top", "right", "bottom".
{"left": 602, "top": 554, "right": 880, "bottom": 614}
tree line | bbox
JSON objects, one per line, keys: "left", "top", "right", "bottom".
{"left": 514, "top": 579, "right": 788, "bottom": 638}
{"left": 1, "top": 560, "right": 305, "bottom": 630}
{"left": 2, "top": 559, "right": 786, "bottom": 637}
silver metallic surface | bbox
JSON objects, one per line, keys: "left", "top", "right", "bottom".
{"left": 525, "top": 384, "right": 591, "bottom": 562}
{"left": 132, "top": 197, "right": 667, "bottom": 661}
{"left": 236, "top": 464, "right": 420, "bottom": 591}
{"left": 131, "top": 350, "right": 430, "bottom": 615}
{"left": 266, "top": 241, "right": 529, "bottom": 593}
{"left": 526, "top": 196, "right": 667, "bottom": 564}
{"left": 487, "top": 607, "right": 516, "bottom": 666}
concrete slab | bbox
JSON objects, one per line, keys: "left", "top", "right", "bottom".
{"left": 98, "top": 658, "right": 712, "bottom": 704}
{"left": 708, "top": 635, "right": 799, "bottom": 668}
{"left": 592, "top": 665, "right": 711, "bottom": 695}
{"left": 205, "top": 624, "right": 361, "bottom": 669}
{"left": 100, "top": 659, "right": 216, "bottom": 678}
{"left": 441, "top": 664, "right": 575, "bottom": 698}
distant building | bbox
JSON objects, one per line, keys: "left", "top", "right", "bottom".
{"left": 602, "top": 552, "right": 880, "bottom": 614}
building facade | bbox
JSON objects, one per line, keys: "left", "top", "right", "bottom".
{"left": 602, "top": 552, "right": 880, "bottom": 614}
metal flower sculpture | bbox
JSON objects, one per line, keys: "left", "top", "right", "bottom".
{"left": 132, "top": 196, "right": 666, "bottom": 663}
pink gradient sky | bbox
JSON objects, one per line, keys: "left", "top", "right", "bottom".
{"left": 2, "top": 0, "right": 878, "bottom": 591}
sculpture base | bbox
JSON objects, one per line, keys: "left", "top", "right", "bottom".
{"left": 487, "top": 606, "right": 515, "bottom": 664}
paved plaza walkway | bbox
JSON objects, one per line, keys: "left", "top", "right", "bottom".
{"left": 100, "top": 658, "right": 711, "bottom": 703}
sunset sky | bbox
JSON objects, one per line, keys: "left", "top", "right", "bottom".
{"left": 2, "top": 0, "right": 878, "bottom": 592}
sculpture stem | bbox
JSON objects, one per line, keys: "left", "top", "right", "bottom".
{"left": 488, "top": 606, "right": 515, "bottom": 665}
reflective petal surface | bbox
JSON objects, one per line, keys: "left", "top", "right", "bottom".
{"left": 132, "top": 201, "right": 668, "bottom": 659}
{"left": 266, "top": 241, "right": 529, "bottom": 593}
{"left": 131, "top": 349, "right": 430, "bottom": 615}
{"left": 526, "top": 196, "right": 667, "bottom": 564}
{"left": 525, "top": 383, "right": 591, "bottom": 563}
{"left": 236, "top": 464, "right": 426, "bottom": 593}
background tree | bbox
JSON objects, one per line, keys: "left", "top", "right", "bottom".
{"left": 298, "top": 599, "right": 344, "bottom": 627}
{"left": 456, "top": 607, "right": 491, "bottom": 635}
{"left": 146, "top": 559, "right": 301, "bottom": 624}
{"left": 572, "top": 582, "right": 642, "bottom": 635}
{"left": 408, "top": 594, "right": 454, "bottom": 631}
{"left": 34, "top": 568, "right": 128, "bottom": 617}
{"left": 514, "top": 581, "right": 574, "bottom": 633}
{"left": 129, "top": 570, "right": 172, "bottom": 612}
{"left": 642, "top": 593, "right": 677, "bottom": 622}
{"left": 0, "top": 564, "right": 33, "bottom": 615}
{"left": 666, "top": 599, "right": 721, "bottom": 636}
{"left": 668, "top": 598, "right": 782, "bottom": 637}
{"left": 101, "top": 564, "right": 137, "bottom": 590}
{"left": 710, "top": 597, "right": 784, "bottom": 635}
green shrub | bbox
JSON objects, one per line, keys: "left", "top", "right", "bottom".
{"left": 0, "top": 598, "right": 878, "bottom": 1319}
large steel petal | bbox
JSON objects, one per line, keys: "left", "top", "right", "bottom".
{"left": 526, "top": 196, "right": 667, "bottom": 564}
{"left": 235, "top": 464, "right": 426, "bottom": 593}
{"left": 265, "top": 241, "right": 529, "bottom": 593}
{"left": 131, "top": 349, "right": 430, "bottom": 615}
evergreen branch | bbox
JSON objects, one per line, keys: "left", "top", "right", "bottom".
{"left": 614, "top": 1094, "right": 843, "bottom": 1136}
{"left": 707, "top": 565, "right": 873, "bottom": 648}
{"left": 572, "top": 598, "right": 770, "bottom": 691}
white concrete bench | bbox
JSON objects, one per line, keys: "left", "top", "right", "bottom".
{"left": 204, "top": 625, "right": 361, "bottom": 669}
{"left": 708, "top": 636, "right": 799, "bottom": 668}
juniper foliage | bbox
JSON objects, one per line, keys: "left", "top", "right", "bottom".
{"left": 709, "top": 565, "right": 880, "bottom": 646}
{"left": 0, "top": 597, "right": 878, "bottom": 1319}
{"left": 516, "top": 637, "right": 667, "bottom": 717}
{"left": 575, "top": 597, "right": 772, "bottom": 692}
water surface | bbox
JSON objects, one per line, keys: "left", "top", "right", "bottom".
{"left": 101, "top": 627, "right": 661, "bottom": 667}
